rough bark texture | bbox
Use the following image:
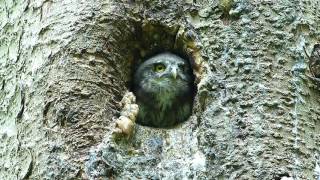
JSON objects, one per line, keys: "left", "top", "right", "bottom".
{"left": 1, "top": 0, "right": 320, "bottom": 179}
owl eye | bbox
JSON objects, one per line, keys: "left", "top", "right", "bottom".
{"left": 153, "top": 63, "right": 166, "bottom": 72}
{"left": 178, "top": 64, "right": 186, "bottom": 71}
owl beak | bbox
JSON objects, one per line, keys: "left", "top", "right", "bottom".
{"left": 171, "top": 68, "right": 177, "bottom": 79}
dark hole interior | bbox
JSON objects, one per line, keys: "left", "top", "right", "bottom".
{"left": 274, "top": 173, "right": 291, "bottom": 180}
{"left": 119, "top": 22, "right": 200, "bottom": 128}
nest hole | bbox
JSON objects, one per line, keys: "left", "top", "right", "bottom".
{"left": 117, "top": 22, "right": 203, "bottom": 128}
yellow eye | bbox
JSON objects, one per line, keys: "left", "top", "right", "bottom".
{"left": 154, "top": 63, "right": 166, "bottom": 72}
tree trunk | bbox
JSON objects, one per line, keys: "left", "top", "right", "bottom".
{"left": 1, "top": 0, "right": 320, "bottom": 179}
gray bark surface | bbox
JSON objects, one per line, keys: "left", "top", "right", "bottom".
{"left": 1, "top": 0, "right": 320, "bottom": 179}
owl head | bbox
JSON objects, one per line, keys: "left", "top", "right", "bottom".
{"left": 134, "top": 52, "right": 193, "bottom": 97}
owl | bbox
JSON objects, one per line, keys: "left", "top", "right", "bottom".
{"left": 133, "top": 52, "right": 194, "bottom": 128}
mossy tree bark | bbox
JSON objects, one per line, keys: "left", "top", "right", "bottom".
{"left": 1, "top": 0, "right": 320, "bottom": 179}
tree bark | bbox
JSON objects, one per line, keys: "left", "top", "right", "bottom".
{"left": 1, "top": 0, "right": 320, "bottom": 179}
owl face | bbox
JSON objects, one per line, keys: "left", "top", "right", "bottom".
{"left": 134, "top": 53, "right": 193, "bottom": 96}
